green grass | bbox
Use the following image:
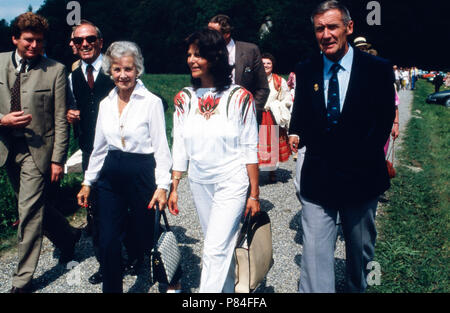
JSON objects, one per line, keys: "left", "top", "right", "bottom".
{"left": 141, "top": 74, "right": 191, "bottom": 144}
{"left": 367, "top": 79, "right": 450, "bottom": 293}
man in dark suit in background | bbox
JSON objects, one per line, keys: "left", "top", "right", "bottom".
{"left": 208, "top": 14, "right": 269, "bottom": 124}
{"left": 0, "top": 12, "right": 80, "bottom": 293}
{"left": 66, "top": 20, "right": 115, "bottom": 285}
{"left": 288, "top": 0, "right": 395, "bottom": 292}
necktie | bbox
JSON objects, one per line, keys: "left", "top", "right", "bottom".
{"left": 326, "top": 63, "right": 341, "bottom": 128}
{"left": 87, "top": 64, "right": 94, "bottom": 89}
{"left": 10, "top": 59, "right": 27, "bottom": 112}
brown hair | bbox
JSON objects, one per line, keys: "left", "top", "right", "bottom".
{"left": 11, "top": 12, "right": 49, "bottom": 38}
{"left": 209, "top": 14, "right": 233, "bottom": 35}
{"left": 261, "top": 52, "right": 276, "bottom": 70}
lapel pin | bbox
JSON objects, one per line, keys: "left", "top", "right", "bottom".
{"left": 314, "top": 83, "right": 319, "bottom": 92}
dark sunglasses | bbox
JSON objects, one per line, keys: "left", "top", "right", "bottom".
{"left": 72, "top": 35, "right": 98, "bottom": 45}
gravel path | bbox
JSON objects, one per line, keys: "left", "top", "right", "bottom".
{"left": 0, "top": 90, "right": 413, "bottom": 293}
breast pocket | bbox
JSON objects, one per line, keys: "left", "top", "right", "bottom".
{"left": 33, "top": 89, "right": 53, "bottom": 110}
{"left": 31, "top": 88, "right": 54, "bottom": 133}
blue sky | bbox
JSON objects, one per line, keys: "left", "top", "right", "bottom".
{"left": 0, "top": 0, "right": 46, "bottom": 23}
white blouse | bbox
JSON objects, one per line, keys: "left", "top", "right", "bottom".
{"left": 172, "top": 85, "right": 258, "bottom": 184}
{"left": 83, "top": 79, "right": 172, "bottom": 190}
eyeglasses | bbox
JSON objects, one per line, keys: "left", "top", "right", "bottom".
{"left": 72, "top": 35, "right": 98, "bottom": 45}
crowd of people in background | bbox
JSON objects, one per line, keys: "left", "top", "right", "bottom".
{"left": 0, "top": 0, "right": 431, "bottom": 294}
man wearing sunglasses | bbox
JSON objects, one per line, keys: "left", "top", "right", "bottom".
{"left": 66, "top": 20, "right": 115, "bottom": 285}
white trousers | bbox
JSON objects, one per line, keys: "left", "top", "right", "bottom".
{"left": 189, "top": 169, "right": 249, "bottom": 293}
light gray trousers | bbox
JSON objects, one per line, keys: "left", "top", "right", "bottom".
{"left": 298, "top": 195, "right": 378, "bottom": 293}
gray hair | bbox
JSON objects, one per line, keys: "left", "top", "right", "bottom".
{"left": 102, "top": 41, "right": 145, "bottom": 77}
{"left": 311, "top": 0, "right": 352, "bottom": 26}
{"left": 74, "top": 19, "right": 103, "bottom": 39}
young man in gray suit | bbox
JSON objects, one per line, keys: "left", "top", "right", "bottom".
{"left": 289, "top": 1, "right": 395, "bottom": 292}
{"left": 0, "top": 12, "right": 80, "bottom": 293}
{"left": 208, "top": 14, "right": 269, "bottom": 125}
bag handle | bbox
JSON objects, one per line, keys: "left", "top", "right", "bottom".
{"left": 238, "top": 212, "right": 260, "bottom": 246}
{"left": 386, "top": 136, "right": 395, "bottom": 164}
{"left": 152, "top": 204, "right": 171, "bottom": 250}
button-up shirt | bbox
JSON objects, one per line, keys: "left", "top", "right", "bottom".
{"left": 227, "top": 39, "right": 236, "bottom": 83}
{"left": 82, "top": 79, "right": 172, "bottom": 190}
{"left": 323, "top": 45, "right": 353, "bottom": 112}
{"left": 68, "top": 54, "right": 104, "bottom": 91}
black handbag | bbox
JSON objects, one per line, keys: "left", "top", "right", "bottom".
{"left": 150, "top": 205, "right": 181, "bottom": 285}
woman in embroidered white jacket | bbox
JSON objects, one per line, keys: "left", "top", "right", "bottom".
{"left": 168, "top": 29, "right": 260, "bottom": 293}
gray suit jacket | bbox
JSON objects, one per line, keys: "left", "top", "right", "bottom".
{"left": 0, "top": 51, "right": 69, "bottom": 174}
{"left": 234, "top": 41, "right": 269, "bottom": 116}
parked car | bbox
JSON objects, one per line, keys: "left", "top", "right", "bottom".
{"left": 426, "top": 90, "right": 450, "bottom": 107}
{"left": 422, "top": 72, "right": 436, "bottom": 79}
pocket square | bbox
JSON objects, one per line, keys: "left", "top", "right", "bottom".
{"left": 244, "top": 66, "right": 252, "bottom": 73}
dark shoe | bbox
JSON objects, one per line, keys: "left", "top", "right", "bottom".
{"left": 269, "top": 171, "right": 277, "bottom": 183}
{"left": 10, "top": 283, "right": 31, "bottom": 293}
{"left": 59, "top": 228, "right": 82, "bottom": 264}
{"left": 88, "top": 271, "right": 103, "bottom": 284}
{"left": 123, "top": 260, "right": 143, "bottom": 276}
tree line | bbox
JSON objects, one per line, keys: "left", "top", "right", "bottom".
{"left": 0, "top": 0, "right": 448, "bottom": 74}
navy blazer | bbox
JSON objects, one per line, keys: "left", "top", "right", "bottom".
{"left": 289, "top": 47, "right": 395, "bottom": 207}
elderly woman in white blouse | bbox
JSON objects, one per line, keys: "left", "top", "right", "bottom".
{"left": 77, "top": 41, "right": 175, "bottom": 293}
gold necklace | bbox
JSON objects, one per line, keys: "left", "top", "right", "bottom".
{"left": 118, "top": 98, "right": 129, "bottom": 149}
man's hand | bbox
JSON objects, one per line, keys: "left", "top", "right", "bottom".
{"left": 66, "top": 109, "right": 80, "bottom": 124}
{"left": 50, "top": 162, "right": 64, "bottom": 183}
{"left": 0, "top": 111, "right": 32, "bottom": 128}
{"left": 289, "top": 135, "right": 299, "bottom": 153}
{"left": 391, "top": 123, "right": 399, "bottom": 140}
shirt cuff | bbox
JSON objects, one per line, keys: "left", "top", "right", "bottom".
{"left": 157, "top": 184, "right": 170, "bottom": 191}
{"left": 81, "top": 180, "right": 92, "bottom": 187}
{"left": 172, "top": 159, "right": 188, "bottom": 172}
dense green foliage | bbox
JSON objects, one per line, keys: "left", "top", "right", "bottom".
{"left": 368, "top": 80, "right": 450, "bottom": 292}
{"left": 1, "top": 0, "right": 449, "bottom": 72}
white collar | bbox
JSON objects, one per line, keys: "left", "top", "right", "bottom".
{"left": 14, "top": 49, "right": 24, "bottom": 66}
{"left": 81, "top": 54, "right": 103, "bottom": 72}
{"left": 108, "top": 78, "right": 146, "bottom": 99}
{"left": 227, "top": 39, "right": 235, "bottom": 52}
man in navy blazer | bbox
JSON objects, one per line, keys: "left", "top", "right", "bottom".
{"left": 289, "top": 1, "right": 395, "bottom": 292}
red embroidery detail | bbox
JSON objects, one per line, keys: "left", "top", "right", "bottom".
{"left": 174, "top": 91, "right": 185, "bottom": 116}
{"left": 198, "top": 94, "right": 220, "bottom": 120}
{"left": 272, "top": 74, "right": 282, "bottom": 92}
